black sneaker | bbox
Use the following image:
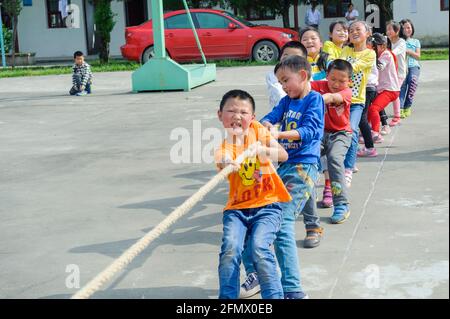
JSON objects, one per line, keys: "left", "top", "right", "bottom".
{"left": 239, "top": 273, "right": 261, "bottom": 299}
{"left": 304, "top": 227, "right": 323, "bottom": 248}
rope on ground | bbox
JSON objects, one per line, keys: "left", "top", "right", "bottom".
{"left": 71, "top": 142, "right": 261, "bottom": 299}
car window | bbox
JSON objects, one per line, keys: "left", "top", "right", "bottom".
{"left": 195, "top": 13, "right": 230, "bottom": 29}
{"left": 165, "top": 14, "right": 191, "bottom": 29}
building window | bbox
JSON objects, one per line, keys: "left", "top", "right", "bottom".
{"left": 441, "top": 0, "right": 449, "bottom": 11}
{"left": 245, "top": 8, "right": 275, "bottom": 21}
{"left": 46, "top": 0, "right": 72, "bottom": 28}
{"left": 323, "top": 0, "right": 351, "bottom": 18}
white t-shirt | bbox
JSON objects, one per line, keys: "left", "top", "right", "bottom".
{"left": 345, "top": 9, "right": 359, "bottom": 21}
{"left": 305, "top": 8, "right": 321, "bottom": 26}
{"left": 391, "top": 38, "right": 407, "bottom": 82}
{"left": 266, "top": 71, "right": 286, "bottom": 108}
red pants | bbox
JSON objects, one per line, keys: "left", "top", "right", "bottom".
{"left": 368, "top": 90, "right": 400, "bottom": 132}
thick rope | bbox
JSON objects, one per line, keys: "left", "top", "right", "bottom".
{"left": 72, "top": 142, "right": 260, "bottom": 299}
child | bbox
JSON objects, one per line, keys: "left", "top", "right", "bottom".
{"left": 357, "top": 35, "right": 379, "bottom": 157}
{"left": 340, "top": 20, "right": 376, "bottom": 188}
{"left": 318, "top": 21, "right": 349, "bottom": 207}
{"left": 367, "top": 33, "right": 400, "bottom": 142}
{"left": 323, "top": 21, "right": 349, "bottom": 61}
{"left": 399, "top": 19, "right": 421, "bottom": 119}
{"left": 70, "top": 51, "right": 93, "bottom": 96}
{"left": 266, "top": 41, "right": 307, "bottom": 109}
{"left": 215, "top": 89, "right": 292, "bottom": 299}
{"left": 311, "top": 59, "right": 353, "bottom": 223}
{"left": 261, "top": 55, "right": 324, "bottom": 298}
{"left": 381, "top": 20, "right": 407, "bottom": 130}
{"left": 300, "top": 27, "right": 330, "bottom": 81}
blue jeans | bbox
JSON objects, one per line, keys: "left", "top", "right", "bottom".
{"left": 344, "top": 103, "right": 365, "bottom": 170}
{"left": 243, "top": 163, "right": 319, "bottom": 292}
{"left": 400, "top": 66, "right": 421, "bottom": 109}
{"left": 219, "top": 203, "right": 283, "bottom": 299}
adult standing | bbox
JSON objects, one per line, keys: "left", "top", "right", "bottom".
{"left": 305, "top": 0, "right": 321, "bottom": 29}
{"left": 345, "top": 3, "right": 359, "bottom": 23}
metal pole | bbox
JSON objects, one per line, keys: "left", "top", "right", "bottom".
{"left": 0, "top": 3, "right": 6, "bottom": 68}
{"left": 182, "top": 0, "right": 207, "bottom": 65}
{"left": 151, "top": 0, "right": 165, "bottom": 59}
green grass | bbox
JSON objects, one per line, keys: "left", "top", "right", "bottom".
{"left": 421, "top": 48, "right": 449, "bottom": 61}
{"left": 0, "top": 48, "right": 447, "bottom": 78}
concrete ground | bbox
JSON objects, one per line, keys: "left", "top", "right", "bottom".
{"left": 0, "top": 61, "right": 448, "bottom": 299}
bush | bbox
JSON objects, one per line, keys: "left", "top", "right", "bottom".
{"left": 1, "top": 24, "right": 12, "bottom": 53}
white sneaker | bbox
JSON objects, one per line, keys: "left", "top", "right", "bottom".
{"left": 380, "top": 125, "right": 391, "bottom": 136}
{"left": 239, "top": 273, "right": 261, "bottom": 299}
{"left": 345, "top": 169, "right": 353, "bottom": 188}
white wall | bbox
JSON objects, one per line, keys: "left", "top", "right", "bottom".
{"left": 393, "top": 0, "right": 449, "bottom": 46}
{"left": 18, "top": 0, "right": 87, "bottom": 59}
{"left": 109, "top": 0, "right": 126, "bottom": 56}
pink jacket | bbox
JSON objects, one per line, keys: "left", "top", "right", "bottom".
{"left": 376, "top": 50, "right": 400, "bottom": 93}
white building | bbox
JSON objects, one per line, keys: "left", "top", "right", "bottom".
{"left": 393, "top": 0, "right": 449, "bottom": 46}
{"left": 4, "top": 0, "right": 448, "bottom": 61}
{"left": 11, "top": 0, "right": 151, "bottom": 60}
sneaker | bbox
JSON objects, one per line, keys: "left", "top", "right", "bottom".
{"left": 353, "top": 166, "right": 359, "bottom": 173}
{"left": 239, "top": 273, "right": 261, "bottom": 299}
{"left": 331, "top": 204, "right": 351, "bottom": 224}
{"left": 389, "top": 117, "right": 401, "bottom": 127}
{"left": 400, "top": 109, "right": 405, "bottom": 118}
{"left": 404, "top": 108, "right": 412, "bottom": 118}
{"left": 321, "top": 186, "right": 333, "bottom": 208}
{"left": 357, "top": 147, "right": 378, "bottom": 157}
{"left": 284, "top": 291, "right": 309, "bottom": 299}
{"left": 372, "top": 133, "right": 384, "bottom": 144}
{"left": 380, "top": 125, "right": 391, "bottom": 136}
{"left": 344, "top": 169, "right": 353, "bottom": 188}
{"left": 76, "top": 90, "right": 88, "bottom": 96}
{"left": 304, "top": 227, "right": 323, "bottom": 248}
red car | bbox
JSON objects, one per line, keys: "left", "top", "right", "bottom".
{"left": 120, "top": 9, "right": 299, "bottom": 64}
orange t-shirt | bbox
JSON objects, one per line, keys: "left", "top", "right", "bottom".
{"left": 216, "top": 121, "right": 292, "bottom": 211}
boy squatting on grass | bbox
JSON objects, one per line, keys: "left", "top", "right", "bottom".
{"left": 70, "top": 51, "right": 93, "bottom": 96}
{"left": 215, "top": 89, "right": 292, "bottom": 299}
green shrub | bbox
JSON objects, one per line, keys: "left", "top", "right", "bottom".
{"left": 1, "top": 24, "right": 12, "bottom": 53}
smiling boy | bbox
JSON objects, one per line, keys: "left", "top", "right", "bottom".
{"left": 260, "top": 55, "right": 325, "bottom": 298}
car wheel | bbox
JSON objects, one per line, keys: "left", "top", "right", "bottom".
{"left": 141, "top": 46, "right": 155, "bottom": 64}
{"left": 252, "top": 41, "right": 279, "bottom": 63}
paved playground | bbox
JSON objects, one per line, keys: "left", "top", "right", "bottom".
{"left": 0, "top": 61, "right": 448, "bottom": 299}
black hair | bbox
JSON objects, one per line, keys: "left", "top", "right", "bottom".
{"left": 280, "top": 41, "right": 308, "bottom": 60}
{"left": 327, "top": 59, "right": 353, "bottom": 78}
{"left": 372, "top": 32, "right": 392, "bottom": 50}
{"left": 348, "top": 20, "right": 370, "bottom": 48}
{"left": 348, "top": 2, "right": 354, "bottom": 8}
{"left": 300, "top": 26, "right": 329, "bottom": 73}
{"left": 400, "top": 18, "right": 415, "bottom": 37}
{"left": 219, "top": 90, "right": 255, "bottom": 113}
{"left": 274, "top": 55, "right": 312, "bottom": 81}
{"left": 74, "top": 51, "right": 84, "bottom": 59}
{"left": 386, "top": 20, "right": 406, "bottom": 40}
{"left": 329, "top": 20, "right": 348, "bottom": 40}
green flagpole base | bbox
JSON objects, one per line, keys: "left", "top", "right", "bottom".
{"left": 132, "top": 57, "right": 216, "bottom": 92}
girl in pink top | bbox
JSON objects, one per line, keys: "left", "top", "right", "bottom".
{"left": 367, "top": 33, "right": 400, "bottom": 138}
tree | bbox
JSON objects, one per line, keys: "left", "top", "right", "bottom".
{"left": 2, "top": 0, "right": 22, "bottom": 68}
{"left": 90, "top": 0, "right": 117, "bottom": 63}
